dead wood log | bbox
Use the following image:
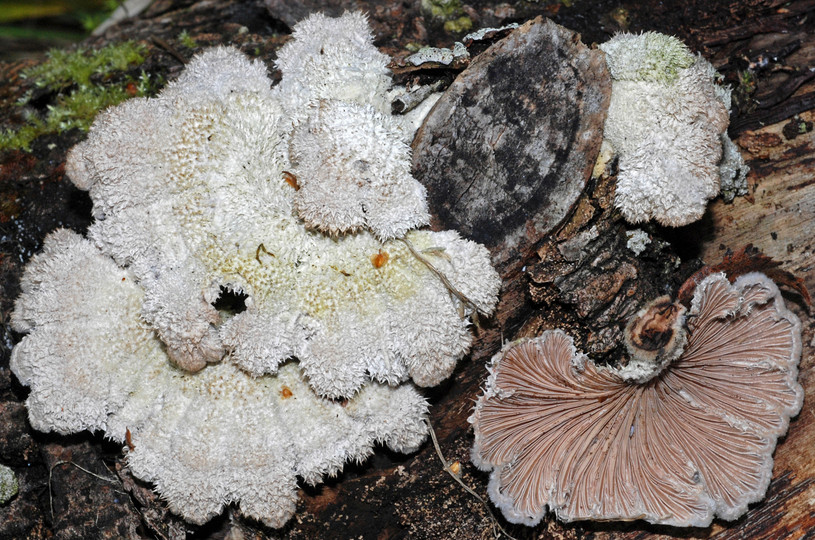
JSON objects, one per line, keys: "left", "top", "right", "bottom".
{"left": 1, "top": 1, "right": 814, "bottom": 539}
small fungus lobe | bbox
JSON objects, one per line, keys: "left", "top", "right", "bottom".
{"left": 600, "top": 32, "right": 749, "bottom": 226}
{"left": 371, "top": 250, "right": 389, "bottom": 269}
{"left": 282, "top": 171, "right": 299, "bottom": 190}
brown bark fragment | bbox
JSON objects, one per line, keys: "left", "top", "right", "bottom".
{"left": 526, "top": 174, "right": 693, "bottom": 360}
{"left": 676, "top": 243, "right": 812, "bottom": 308}
{"left": 412, "top": 17, "right": 610, "bottom": 265}
{"left": 0, "top": 402, "right": 38, "bottom": 465}
{"left": 116, "top": 463, "right": 187, "bottom": 540}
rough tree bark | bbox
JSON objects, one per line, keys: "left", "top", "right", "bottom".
{"left": 1, "top": 1, "right": 814, "bottom": 539}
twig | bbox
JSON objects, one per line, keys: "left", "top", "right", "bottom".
{"left": 255, "top": 242, "right": 275, "bottom": 264}
{"left": 425, "top": 419, "right": 518, "bottom": 540}
{"left": 150, "top": 36, "right": 187, "bottom": 65}
{"left": 392, "top": 80, "right": 444, "bottom": 114}
{"left": 48, "top": 460, "right": 122, "bottom": 520}
{"left": 400, "top": 237, "right": 485, "bottom": 328}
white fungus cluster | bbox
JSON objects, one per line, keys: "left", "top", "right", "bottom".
{"left": 11, "top": 12, "right": 500, "bottom": 527}
{"left": 600, "top": 32, "right": 749, "bottom": 226}
{"left": 11, "top": 230, "right": 429, "bottom": 527}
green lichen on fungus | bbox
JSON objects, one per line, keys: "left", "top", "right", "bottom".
{"left": 0, "top": 464, "right": 17, "bottom": 505}
{"left": 601, "top": 31, "right": 695, "bottom": 84}
{"left": 0, "top": 41, "right": 160, "bottom": 152}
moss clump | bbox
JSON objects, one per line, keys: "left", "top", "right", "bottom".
{"left": 178, "top": 30, "right": 197, "bottom": 50}
{"left": 0, "top": 41, "right": 161, "bottom": 152}
{"left": 443, "top": 16, "right": 472, "bottom": 33}
{"left": 422, "top": 0, "right": 464, "bottom": 21}
{"left": 23, "top": 41, "right": 148, "bottom": 89}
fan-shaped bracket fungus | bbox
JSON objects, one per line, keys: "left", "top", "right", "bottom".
{"left": 599, "top": 32, "right": 749, "bottom": 226}
{"left": 11, "top": 11, "right": 501, "bottom": 529}
{"left": 62, "top": 11, "right": 500, "bottom": 399}
{"left": 471, "top": 272, "right": 803, "bottom": 528}
{"left": 11, "top": 230, "right": 432, "bottom": 528}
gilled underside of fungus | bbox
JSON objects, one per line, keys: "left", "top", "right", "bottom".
{"left": 470, "top": 272, "right": 803, "bottom": 527}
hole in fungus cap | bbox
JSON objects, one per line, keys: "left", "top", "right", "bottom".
{"left": 211, "top": 285, "right": 249, "bottom": 318}
{"left": 469, "top": 272, "right": 803, "bottom": 528}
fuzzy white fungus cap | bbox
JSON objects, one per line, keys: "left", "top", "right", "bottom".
{"left": 470, "top": 272, "right": 802, "bottom": 527}
{"left": 288, "top": 99, "right": 430, "bottom": 239}
{"left": 274, "top": 13, "right": 430, "bottom": 238}
{"left": 14, "top": 11, "right": 498, "bottom": 528}
{"left": 65, "top": 15, "right": 498, "bottom": 397}
{"left": 273, "top": 11, "right": 392, "bottom": 115}
{"left": 11, "top": 230, "right": 429, "bottom": 527}
{"left": 600, "top": 32, "right": 746, "bottom": 226}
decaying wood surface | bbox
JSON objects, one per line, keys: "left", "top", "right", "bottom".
{"left": 414, "top": 17, "right": 611, "bottom": 256}
{"left": 1, "top": 1, "right": 814, "bottom": 539}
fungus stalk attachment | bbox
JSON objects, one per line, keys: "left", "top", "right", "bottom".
{"left": 619, "top": 295, "right": 687, "bottom": 382}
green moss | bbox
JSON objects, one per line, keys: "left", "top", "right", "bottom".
{"left": 24, "top": 40, "right": 147, "bottom": 88}
{"left": 178, "top": 30, "right": 197, "bottom": 50}
{"left": 0, "top": 118, "right": 45, "bottom": 152}
{"left": 0, "top": 41, "right": 161, "bottom": 152}
{"left": 45, "top": 83, "right": 132, "bottom": 132}
{"left": 443, "top": 16, "right": 472, "bottom": 34}
{"left": 601, "top": 32, "right": 695, "bottom": 84}
{"left": 422, "top": 0, "right": 464, "bottom": 21}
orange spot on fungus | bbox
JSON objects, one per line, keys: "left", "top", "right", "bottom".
{"left": 125, "top": 428, "right": 135, "bottom": 451}
{"left": 282, "top": 171, "right": 299, "bottom": 190}
{"left": 371, "top": 250, "right": 389, "bottom": 269}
